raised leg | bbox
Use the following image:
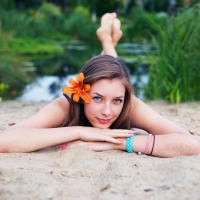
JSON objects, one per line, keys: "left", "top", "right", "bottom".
{"left": 96, "top": 13, "right": 122, "bottom": 57}
{"left": 112, "top": 17, "right": 123, "bottom": 47}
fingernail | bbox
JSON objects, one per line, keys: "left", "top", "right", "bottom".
{"left": 129, "top": 130, "right": 136, "bottom": 133}
{"left": 59, "top": 145, "right": 67, "bottom": 150}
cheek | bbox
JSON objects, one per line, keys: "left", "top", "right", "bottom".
{"left": 84, "top": 102, "right": 97, "bottom": 118}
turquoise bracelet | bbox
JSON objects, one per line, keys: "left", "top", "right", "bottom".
{"left": 126, "top": 134, "right": 135, "bottom": 153}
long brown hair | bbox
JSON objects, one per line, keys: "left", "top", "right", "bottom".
{"left": 65, "top": 54, "right": 134, "bottom": 129}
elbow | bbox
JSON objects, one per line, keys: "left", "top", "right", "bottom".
{"left": 176, "top": 133, "right": 200, "bottom": 156}
{"left": 0, "top": 142, "right": 12, "bottom": 153}
{"left": 0, "top": 139, "right": 15, "bottom": 153}
{"left": 192, "top": 140, "right": 200, "bottom": 155}
{"left": 185, "top": 138, "right": 200, "bottom": 156}
{"left": 0, "top": 132, "right": 19, "bottom": 153}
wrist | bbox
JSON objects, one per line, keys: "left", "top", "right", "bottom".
{"left": 73, "top": 126, "right": 82, "bottom": 140}
{"left": 113, "top": 138, "right": 126, "bottom": 150}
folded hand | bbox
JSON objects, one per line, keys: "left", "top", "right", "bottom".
{"left": 77, "top": 126, "right": 135, "bottom": 144}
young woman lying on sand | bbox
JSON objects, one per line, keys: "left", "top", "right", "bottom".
{"left": 1, "top": 13, "right": 200, "bottom": 157}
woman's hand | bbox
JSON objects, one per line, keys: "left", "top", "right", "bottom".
{"left": 77, "top": 127, "right": 135, "bottom": 144}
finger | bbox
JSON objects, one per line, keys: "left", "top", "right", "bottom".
{"left": 59, "top": 143, "right": 68, "bottom": 150}
{"left": 112, "top": 129, "right": 136, "bottom": 133}
{"left": 106, "top": 130, "right": 136, "bottom": 137}
{"left": 106, "top": 133, "right": 133, "bottom": 138}
{"left": 103, "top": 136, "right": 123, "bottom": 144}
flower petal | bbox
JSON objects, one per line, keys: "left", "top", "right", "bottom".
{"left": 73, "top": 93, "right": 80, "bottom": 102}
{"left": 69, "top": 78, "right": 78, "bottom": 87}
{"left": 76, "top": 72, "right": 84, "bottom": 84}
{"left": 62, "top": 86, "right": 76, "bottom": 94}
{"left": 62, "top": 73, "right": 91, "bottom": 103}
{"left": 83, "top": 84, "right": 91, "bottom": 91}
{"left": 80, "top": 92, "right": 91, "bottom": 103}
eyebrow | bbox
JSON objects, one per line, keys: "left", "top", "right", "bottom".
{"left": 92, "top": 92, "right": 124, "bottom": 98}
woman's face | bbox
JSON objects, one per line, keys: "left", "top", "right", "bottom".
{"left": 84, "top": 78, "right": 125, "bottom": 129}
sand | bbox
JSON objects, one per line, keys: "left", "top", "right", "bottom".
{"left": 0, "top": 100, "right": 200, "bottom": 200}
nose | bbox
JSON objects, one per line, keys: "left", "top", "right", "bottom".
{"left": 101, "top": 102, "right": 111, "bottom": 116}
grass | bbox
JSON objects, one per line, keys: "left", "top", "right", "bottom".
{"left": 145, "top": 3, "right": 200, "bottom": 103}
{"left": 0, "top": 35, "right": 64, "bottom": 55}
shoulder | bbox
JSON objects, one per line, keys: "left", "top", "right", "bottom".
{"left": 130, "top": 95, "right": 189, "bottom": 135}
{"left": 41, "top": 96, "right": 71, "bottom": 127}
{"left": 10, "top": 96, "right": 71, "bottom": 129}
{"left": 53, "top": 95, "right": 70, "bottom": 110}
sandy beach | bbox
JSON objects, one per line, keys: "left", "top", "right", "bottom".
{"left": 0, "top": 100, "right": 200, "bottom": 200}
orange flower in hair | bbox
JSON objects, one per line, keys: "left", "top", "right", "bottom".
{"left": 62, "top": 72, "right": 91, "bottom": 103}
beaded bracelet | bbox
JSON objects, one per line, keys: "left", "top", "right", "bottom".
{"left": 126, "top": 134, "right": 136, "bottom": 153}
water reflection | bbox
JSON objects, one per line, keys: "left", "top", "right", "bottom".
{"left": 18, "top": 42, "right": 151, "bottom": 102}
{"left": 18, "top": 75, "right": 76, "bottom": 102}
{"left": 18, "top": 73, "right": 148, "bottom": 102}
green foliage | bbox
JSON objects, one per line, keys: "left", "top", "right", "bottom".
{"left": 0, "top": 0, "right": 14, "bottom": 11}
{"left": 0, "top": 3, "right": 97, "bottom": 41}
{"left": 126, "top": 8, "right": 168, "bottom": 42}
{"left": 145, "top": 3, "right": 200, "bottom": 103}
{"left": 153, "top": 0, "right": 169, "bottom": 12}
{"left": 74, "top": 5, "right": 90, "bottom": 19}
{"left": 0, "top": 10, "right": 26, "bottom": 33}
{"left": 39, "top": 2, "right": 62, "bottom": 17}
{"left": 0, "top": 54, "right": 35, "bottom": 100}
{"left": 0, "top": 37, "right": 64, "bottom": 55}
{"left": 63, "top": 11, "right": 97, "bottom": 41}
{"left": 0, "top": 55, "right": 33, "bottom": 84}
{"left": 25, "top": 3, "right": 64, "bottom": 38}
{"left": 94, "top": 0, "right": 123, "bottom": 17}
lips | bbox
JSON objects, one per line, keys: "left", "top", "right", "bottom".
{"left": 97, "top": 118, "right": 111, "bottom": 124}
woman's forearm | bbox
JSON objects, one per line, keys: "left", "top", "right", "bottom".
{"left": 0, "top": 127, "right": 80, "bottom": 153}
{"left": 116, "top": 134, "right": 200, "bottom": 157}
{"left": 0, "top": 126, "right": 134, "bottom": 153}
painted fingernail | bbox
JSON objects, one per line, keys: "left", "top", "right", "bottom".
{"left": 129, "top": 131, "right": 135, "bottom": 133}
{"left": 59, "top": 145, "right": 67, "bottom": 150}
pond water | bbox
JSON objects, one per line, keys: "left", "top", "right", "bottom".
{"left": 17, "top": 42, "right": 153, "bottom": 102}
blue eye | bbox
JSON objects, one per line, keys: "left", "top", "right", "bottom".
{"left": 93, "top": 96, "right": 102, "bottom": 102}
{"left": 113, "top": 99, "right": 122, "bottom": 104}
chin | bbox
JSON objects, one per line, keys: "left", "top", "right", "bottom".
{"left": 93, "top": 123, "right": 111, "bottom": 129}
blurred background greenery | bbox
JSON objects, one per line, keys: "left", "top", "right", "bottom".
{"left": 0, "top": 0, "right": 199, "bottom": 103}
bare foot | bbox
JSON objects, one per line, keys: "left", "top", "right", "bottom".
{"left": 96, "top": 13, "right": 116, "bottom": 44}
{"left": 112, "top": 18, "right": 123, "bottom": 47}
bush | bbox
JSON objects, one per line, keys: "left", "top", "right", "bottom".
{"left": 74, "top": 5, "right": 90, "bottom": 19}
{"left": 63, "top": 11, "right": 97, "bottom": 42}
{"left": 126, "top": 8, "right": 168, "bottom": 42}
{"left": 39, "top": 2, "right": 62, "bottom": 18}
{"left": 0, "top": 54, "right": 35, "bottom": 100}
{"left": 145, "top": 3, "right": 200, "bottom": 103}
{"left": 0, "top": 0, "right": 14, "bottom": 11}
{"left": 0, "top": 36, "right": 64, "bottom": 55}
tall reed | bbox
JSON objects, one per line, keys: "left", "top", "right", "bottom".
{"left": 145, "top": 3, "right": 200, "bottom": 103}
